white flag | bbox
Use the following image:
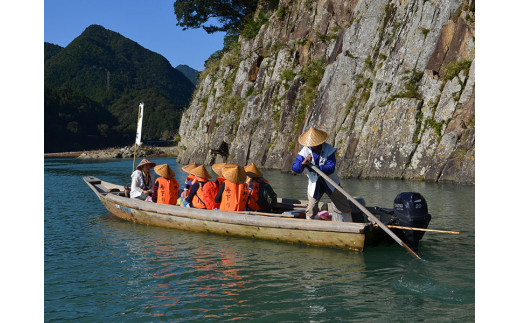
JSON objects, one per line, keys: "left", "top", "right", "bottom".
{"left": 135, "top": 103, "right": 144, "bottom": 146}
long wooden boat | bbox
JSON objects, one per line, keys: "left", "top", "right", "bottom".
{"left": 84, "top": 176, "right": 394, "bottom": 251}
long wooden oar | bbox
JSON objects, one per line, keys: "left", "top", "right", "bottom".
{"left": 385, "top": 225, "right": 459, "bottom": 235}
{"left": 307, "top": 164, "right": 421, "bottom": 259}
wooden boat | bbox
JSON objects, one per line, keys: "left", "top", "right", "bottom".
{"left": 84, "top": 176, "right": 397, "bottom": 252}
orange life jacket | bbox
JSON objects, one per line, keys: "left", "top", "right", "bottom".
{"left": 220, "top": 180, "right": 249, "bottom": 211}
{"left": 216, "top": 176, "right": 226, "bottom": 187}
{"left": 155, "top": 177, "right": 179, "bottom": 205}
{"left": 192, "top": 179, "right": 219, "bottom": 210}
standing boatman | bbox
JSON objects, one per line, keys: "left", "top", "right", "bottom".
{"left": 291, "top": 126, "right": 352, "bottom": 221}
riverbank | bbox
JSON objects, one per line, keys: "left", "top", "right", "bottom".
{"left": 44, "top": 145, "right": 178, "bottom": 159}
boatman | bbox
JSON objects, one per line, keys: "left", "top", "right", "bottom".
{"left": 291, "top": 126, "right": 352, "bottom": 221}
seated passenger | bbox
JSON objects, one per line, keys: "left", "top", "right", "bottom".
{"left": 211, "top": 163, "right": 227, "bottom": 188}
{"left": 214, "top": 165, "right": 249, "bottom": 211}
{"left": 184, "top": 165, "right": 218, "bottom": 209}
{"left": 152, "top": 164, "right": 179, "bottom": 205}
{"left": 245, "top": 163, "right": 278, "bottom": 213}
{"left": 130, "top": 158, "right": 156, "bottom": 200}
{"left": 180, "top": 162, "right": 199, "bottom": 199}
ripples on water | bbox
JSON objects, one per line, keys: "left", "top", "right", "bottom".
{"left": 45, "top": 158, "right": 474, "bottom": 321}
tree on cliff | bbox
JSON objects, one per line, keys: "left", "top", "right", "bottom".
{"left": 173, "top": 0, "right": 259, "bottom": 34}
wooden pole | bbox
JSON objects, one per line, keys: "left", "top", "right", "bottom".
{"left": 385, "top": 224, "right": 460, "bottom": 235}
{"left": 308, "top": 164, "right": 421, "bottom": 259}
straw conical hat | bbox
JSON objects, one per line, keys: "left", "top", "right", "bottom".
{"left": 189, "top": 165, "right": 212, "bottom": 179}
{"left": 137, "top": 158, "right": 156, "bottom": 170}
{"left": 181, "top": 162, "right": 199, "bottom": 173}
{"left": 154, "top": 164, "right": 175, "bottom": 179}
{"left": 222, "top": 165, "right": 246, "bottom": 184}
{"left": 298, "top": 126, "right": 328, "bottom": 147}
{"left": 245, "top": 163, "right": 263, "bottom": 178}
{"left": 211, "top": 163, "right": 227, "bottom": 177}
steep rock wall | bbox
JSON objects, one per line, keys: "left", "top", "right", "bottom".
{"left": 177, "top": 0, "right": 475, "bottom": 184}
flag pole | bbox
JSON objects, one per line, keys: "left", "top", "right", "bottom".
{"left": 132, "top": 102, "right": 144, "bottom": 172}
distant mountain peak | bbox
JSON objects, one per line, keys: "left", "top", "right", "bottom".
{"left": 175, "top": 64, "right": 199, "bottom": 86}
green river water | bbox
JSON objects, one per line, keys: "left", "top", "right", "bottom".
{"left": 44, "top": 157, "right": 475, "bottom": 321}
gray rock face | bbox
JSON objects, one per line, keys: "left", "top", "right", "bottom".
{"left": 177, "top": 0, "right": 475, "bottom": 184}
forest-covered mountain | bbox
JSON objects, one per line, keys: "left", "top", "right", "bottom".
{"left": 44, "top": 24, "right": 196, "bottom": 153}
{"left": 175, "top": 64, "right": 199, "bottom": 86}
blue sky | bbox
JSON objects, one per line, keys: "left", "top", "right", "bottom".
{"left": 44, "top": 0, "right": 226, "bottom": 71}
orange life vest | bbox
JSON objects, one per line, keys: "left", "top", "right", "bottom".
{"left": 220, "top": 180, "right": 249, "bottom": 211}
{"left": 216, "top": 176, "right": 226, "bottom": 187}
{"left": 192, "top": 179, "right": 219, "bottom": 210}
{"left": 155, "top": 177, "right": 179, "bottom": 205}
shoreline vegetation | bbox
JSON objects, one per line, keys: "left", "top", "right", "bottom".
{"left": 44, "top": 145, "right": 179, "bottom": 159}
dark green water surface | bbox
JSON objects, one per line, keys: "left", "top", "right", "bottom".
{"left": 45, "top": 157, "right": 475, "bottom": 321}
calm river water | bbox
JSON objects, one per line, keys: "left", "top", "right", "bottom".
{"left": 45, "top": 157, "right": 475, "bottom": 321}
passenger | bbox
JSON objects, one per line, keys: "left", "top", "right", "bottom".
{"left": 291, "top": 127, "right": 352, "bottom": 221}
{"left": 211, "top": 163, "right": 227, "bottom": 188}
{"left": 214, "top": 165, "right": 249, "bottom": 211}
{"left": 180, "top": 162, "right": 199, "bottom": 198}
{"left": 184, "top": 165, "right": 218, "bottom": 209}
{"left": 152, "top": 164, "right": 179, "bottom": 205}
{"left": 130, "top": 158, "right": 156, "bottom": 201}
{"left": 244, "top": 163, "right": 278, "bottom": 213}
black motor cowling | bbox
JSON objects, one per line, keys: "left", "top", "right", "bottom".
{"left": 393, "top": 192, "right": 431, "bottom": 252}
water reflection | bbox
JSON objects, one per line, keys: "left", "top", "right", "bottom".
{"left": 95, "top": 213, "right": 370, "bottom": 319}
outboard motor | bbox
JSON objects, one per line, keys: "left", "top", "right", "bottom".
{"left": 393, "top": 192, "right": 431, "bottom": 252}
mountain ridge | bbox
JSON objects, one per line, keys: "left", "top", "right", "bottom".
{"left": 44, "top": 24, "right": 196, "bottom": 152}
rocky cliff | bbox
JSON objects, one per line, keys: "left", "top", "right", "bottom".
{"left": 177, "top": 0, "right": 475, "bottom": 184}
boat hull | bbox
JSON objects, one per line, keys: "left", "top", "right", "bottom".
{"left": 85, "top": 176, "right": 377, "bottom": 251}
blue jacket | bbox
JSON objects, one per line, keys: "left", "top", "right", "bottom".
{"left": 292, "top": 143, "right": 339, "bottom": 198}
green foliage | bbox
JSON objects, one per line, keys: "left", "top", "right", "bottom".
{"left": 245, "top": 86, "right": 255, "bottom": 97}
{"left": 44, "top": 85, "right": 126, "bottom": 152}
{"left": 44, "top": 42, "right": 63, "bottom": 62}
{"left": 420, "top": 28, "right": 430, "bottom": 37}
{"left": 44, "top": 25, "right": 195, "bottom": 151}
{"left": 281, "top": 69, "right": 296, "bottom": 84}
{"left": 301, "top": 59, "right": 325, "bottom": 109}
{"left": 382, "top": 69, "right": 424, "bottom": 106}
{"left": 425, "top": 118, "right": 445, "bottom": 137}
{"left": 241, "top": 10, "right": 269, "bottom": 40}
{"left": 317, "top": 32, "right": 338, "bottom": 42}
{"left": 276, "top": 6, "right": 288, "bottom": 20}
{"left": 364, "top": 57, "right": 374, "bottom": 70}
{"left": 173, "top": 0, "right": 259, "bottom": 34}
{"left": 442, "top": 60, "right": 472, "bottom": 81}
{"left": 403, "top": 69, "right": 424, "bottom": 98}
